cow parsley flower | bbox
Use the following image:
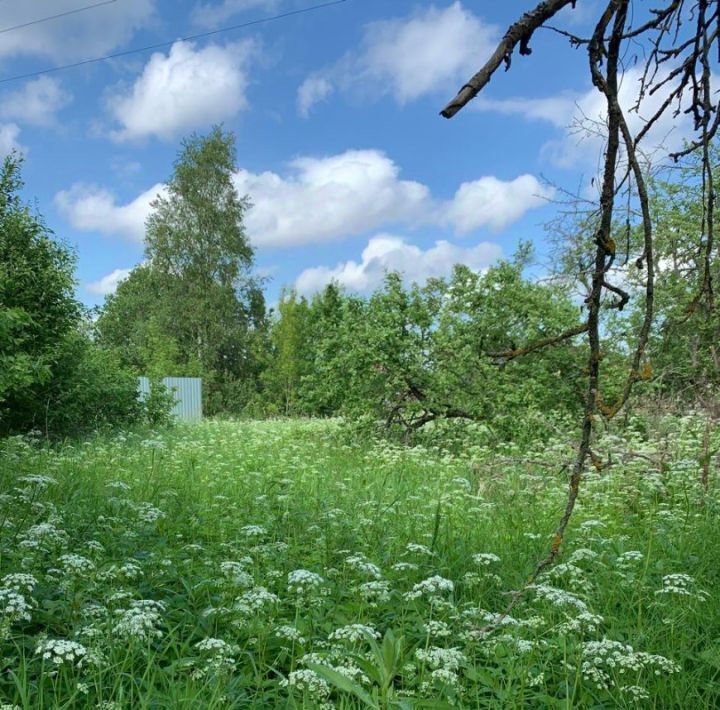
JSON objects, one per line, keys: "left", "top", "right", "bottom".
{"left": 274, "top": 625, "right": 306, "bottom": 643}
{"left": 356, "top": 580, "right": 391, "bottom": 604}
{"left": 423, "top": 620, "right": 452, "bottom": 638}
{"left": 112, "top": 600, "right": 165, "bottom": 641}
{"left": 135, "top": 503, "right": 165, "bottom": 524}
{"left": 472, "top": 553, "right": 501, "bottom": 567}
{"left": 195, "top": 637, "right": 239, "bottom": 673}
{"left": 59, "top": 554, "right": 95, "bottom": 575}
{"left": 415, "top": 646, "right": 465, "bottom": 671}
{"left": 328, "top": 624, "right": 380, "bottom": 643}
{"left": 288, "top": 569, "right": 324, "bottom": 594}
{"left": 345, "top": 554, "right": 382, "bottom": 579}
{"left": 580, "top": 639, "right": 680, "bottom": 690}
{"left": 234, "top": 586, "right": 280, "bottom": 615}
{"left": 240, "top": 525, "right": 267, "bottom": 538}
{"left": 1, "top": 573, "right": 38, "bottom": 593}
{"left": 404, "top": 575, "right": 454, "bottom": 601}
{"left": 280, "top": 669, "right": 331, "bottom": 701}
{"left": 0, "top": 588, "right": 33, "bottom": 623}
{"left": 405, "top": 543, "right": 434, "bottom": 556}
{"left": 655, "top": 573, "right": 708, "bottom": 600}
{"left": 19, "top": 522, "right": 68, "bottom": 549}
{"left": 36, "top": 639, "right": 88, "bottom": 668}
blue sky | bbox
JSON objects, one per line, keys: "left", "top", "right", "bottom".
{"left": 0, "top": 0, "right": 694, "bottom": 306}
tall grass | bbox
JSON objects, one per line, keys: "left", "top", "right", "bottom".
{"left": 0, "top": 416, "right": 718, "bottom": 708}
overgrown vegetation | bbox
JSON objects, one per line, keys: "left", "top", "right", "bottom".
{"left": 0, "top": 416, "right": 718, "bottom": 708}
{"left": 96, "top": 128, "right": 266, "bottom": 416}
{"left": 1, "top": 2, "right": 719, "bottom": 704}
{"left": 0, "top": 155, "right": 143, "bottom": 439}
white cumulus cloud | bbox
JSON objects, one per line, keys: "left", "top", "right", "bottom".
{"left": 296, "top": 234, "right": 502, "bottom": 294}
{"left": 234, "top": 149, "right": 431, "bottom": 247}
{"left": 0, "top": 124, "right": 23, "bottom": 157}
{"left": 55, "top": 183, "right": 166, "bottom": 242}
{"left": 475, "top": 67, "right": 712, "bottom": 168}
{"left": 56, "top": 150, "right": 550, "bottom": 248}
{"left": 107, "top": 40, "right": 255, "bottom": 142}
{"left": 446, "top": 175, "right": 554, "bottom": 233}
{"left": 0, "top": 78, "right": 71, "bottom": 126}
{"left": 297, "top": 2, "right": 497, "bottom": 115}
{"left": 0, "top": 0, "right": 155, "bottom": 62}
{"left": 297, "top": 77, "right": 334, "bottom": 118}
{"left": 86, "top": 268, "right": 133, "bottom": 296}
{"left": 235, "top": 150, "right": 552, "bottom": 246}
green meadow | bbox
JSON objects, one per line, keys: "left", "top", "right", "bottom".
{"left": 1, "top": 416, "right": 718, "bottom": 708}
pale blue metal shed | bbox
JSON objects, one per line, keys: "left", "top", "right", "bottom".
{"left": 138, "top": 377, "right": 203, "bottom": 421}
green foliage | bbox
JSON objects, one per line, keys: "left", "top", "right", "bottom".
{"left": 0, "top": 416, "right": 718, "bottom": 707}
{"left": 263, "top": 253, "right": 583, "bottom": 443}
{"left": 640, "top": 153, "right": 720, "bottom": 399}
{"left": 0, "top": 154, "right": 140, "bottom": 437}
{"left": 260, "top": 289, "right": 312, "bottom": 415}
{"left": 40, "top": 330, "right": 144, "bottom": 436}
{"left": 141, "top": 378, "right": 178, "bottom": 427}
{"left": 0, "top": 155, "right": 78, "bottom": 425}
{"left": 97, "top": 127, "right": 266, "bottom": 415}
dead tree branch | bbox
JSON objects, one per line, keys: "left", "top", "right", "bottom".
{"left": 440, "top": 0, "right": 577, "bottom": 119}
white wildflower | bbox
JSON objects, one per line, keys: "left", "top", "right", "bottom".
{"left": 280, "top": 669, "right": 331, "bottom": 700}
{"left": 240, "top": 525, "right": 267, "bottom": 538}
{"left": 0, "top": 588, "right": 33, "bottom": 623}
{"left": 1, "top": 573, "right": 38, "bottom": 593}
{"left": 288, "top": 569, "right": 324, "bottom": 594}
{"left": 405, "top": 543, "right": 434, "bottom": 556}
{"left": 415, "top": 646, "right": 465, "bottom": 670}
{"left": 328, "top": 624, "right": 380, "bottom": 643}
{"left": 345, "top": 554, "right": 382, "bottom": 579}
{"left": 234, "top": 586, "right": 280, "bottom": 615}
{"left": 274, "top": 625, "right": 306, "bottom": 644}
{"left": 59, "top": 554, "right": 95, "bottom": 575}
{"left": 36, "top": 639, "right": 89, "bottom": 668}
{"left": 404, "top": 575, "right": 454, "bottom": 601}
{"left": 112, "top": 600, "right": 165, "bottom": 641}
{"left": 655, "top": 573, "right": 708, "bottom": 600}
{"left": 472, "top": 553, "right": 500, "bottom": 567}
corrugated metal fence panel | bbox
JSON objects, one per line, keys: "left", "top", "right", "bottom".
{"left": 137, "top": 377, "right": 203, "bottom": 421}
{"left": 138, "top": 377, "right": 151, "bottom": 401}
{"left": 163, "top": 377, "right": 203, "bottom": 421}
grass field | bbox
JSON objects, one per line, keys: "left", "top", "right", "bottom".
{"left": 0, "top": 417, "right": 718, "bottom": 708}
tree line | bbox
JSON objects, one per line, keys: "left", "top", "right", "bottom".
{"left": 1, "top": 126, "right": 717, "bottom": 440}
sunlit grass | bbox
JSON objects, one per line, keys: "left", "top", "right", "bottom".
{"left": 0, "top": 416, "right": 718, "bottom": 708}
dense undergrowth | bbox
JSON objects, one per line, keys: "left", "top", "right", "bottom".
{"left": 0, "top": 416, "right": 719, "bottom": 708}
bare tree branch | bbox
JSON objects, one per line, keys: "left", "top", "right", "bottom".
{"left": 487, "top": 323, "right": 589, "bottom": 361}
{"left": 440, "top": 0, "right": 577, "bottom": 119}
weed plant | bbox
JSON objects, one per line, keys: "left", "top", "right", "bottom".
{"left": 0, "top": 416, "right": 718, "bottom": 708}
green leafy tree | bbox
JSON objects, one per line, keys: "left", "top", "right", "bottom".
{"left": 299, "top": 282, "right": 353, "bottom": 415}
{"left": 0, "top": 155, "right": 79, "bottom": 427}
{"left": 288, "top": 252, "right": 582, "bottom": 443}
{"left": 261, "top": 289, "right": 312, "bottom": 415}
{"left": 641, "top": 155, "right": 720, "bottom": 399}
{"left": 98, "top": 127, "right": 266, "bottom": 413}
{"left": 0, "top": 153, "right": 141, "bottom": 436}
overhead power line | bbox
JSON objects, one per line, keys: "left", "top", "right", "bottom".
{"left": 0, "top": 0, "right": 348, "bottom": 85}
{"left": 0, "top": 0, "right": 118, "bottom": 36}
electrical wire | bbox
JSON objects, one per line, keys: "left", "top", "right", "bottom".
{"left": 0, "top": 0, "right": 348, "bottom": 85}
{"left": 0, "top": 0, "right": 118, "bottom": 36}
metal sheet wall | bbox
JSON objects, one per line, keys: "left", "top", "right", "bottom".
{"left": 137, "top": 377, "right": 203, "bottom": 421}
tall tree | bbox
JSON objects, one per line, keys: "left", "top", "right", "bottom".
{"left": 261, "top": 289, "right": 312, "bottom": 415}
{"left": 439, "top": 0, "right": 720, "bottom": 581}
{"left": 0, "top": 153, "right": 140, "bottom": 436}
{"left": 0, "top": 153, "right": 79, "bottom": 431}
{"left": 99, "top": 127, "right": 266, "bottom": 413}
